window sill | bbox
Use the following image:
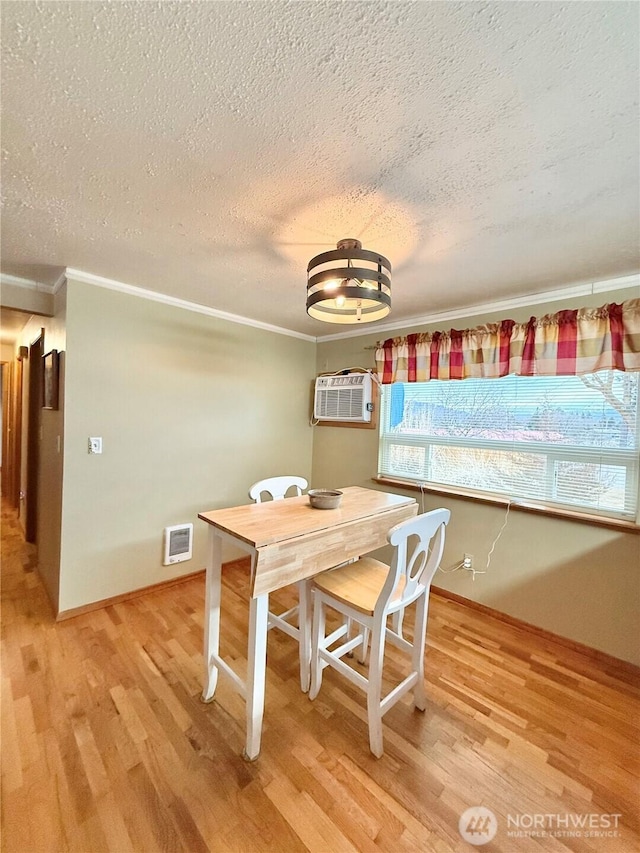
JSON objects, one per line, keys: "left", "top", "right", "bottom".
{"left": 373, "top": 477, "right": 640, "bottom": 534}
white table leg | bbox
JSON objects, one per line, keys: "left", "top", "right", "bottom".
{"left": 243, "top": 592, "right": 269, "bottom": 761}
{"left": 201, "top": 529, "right": 222, "bottom": 702}
{"left": 298, "top": 580, "right": 312, "bottom": 693}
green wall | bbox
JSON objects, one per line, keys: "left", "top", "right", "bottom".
{"left": 313, "top": 288, "right": 640, "bottom": 666}
{"left": 58, "top": 278, "right": 315, "bottom": 611}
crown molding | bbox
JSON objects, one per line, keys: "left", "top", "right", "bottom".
{"left": 51, "top": 271, "right": 67, "bottom": 294}
{"left": 591, "top": 273, "right": 640, "bottom": 293}
{"left": 315, "top": 273, "right": 640, "bottom": 342}
{"left": 0, "top": 273, "right": 57, "bottom": 293}
{"left": 6, "top": 268, "right": 637, "bottom": 345}
{"left": 65, "top": 268, "right": 316, "bottom": 342}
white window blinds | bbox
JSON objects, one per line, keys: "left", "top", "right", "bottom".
{"left": 378, "top": 372, "right": 639, "bottom": 520}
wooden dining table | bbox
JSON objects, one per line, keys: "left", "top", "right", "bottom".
{"left": 198, "top": 485, "right": 417, "bottom": 760}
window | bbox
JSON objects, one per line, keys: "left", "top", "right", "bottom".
{"left": 378, "top": 372, "right": 639, "bottom": 520}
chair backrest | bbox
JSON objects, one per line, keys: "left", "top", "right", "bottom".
{"left": 249, "top": 475, "right": 308, "bottom": 503}
{"left": 378, "top": 508, "right": 450, "bottom": 613}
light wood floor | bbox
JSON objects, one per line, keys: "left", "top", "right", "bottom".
{"left": 2, "top": 500, "right": 639, "bottom": 853}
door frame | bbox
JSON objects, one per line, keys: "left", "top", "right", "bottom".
{"left": 1, "top": 356, "right": 24, "bottom": 508}
{"left": 25, "top": 329, "right": 45, "bottom": 543}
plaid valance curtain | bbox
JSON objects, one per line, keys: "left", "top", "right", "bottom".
{"left": 375, "top": 299, "right": 640, "bottom": 384}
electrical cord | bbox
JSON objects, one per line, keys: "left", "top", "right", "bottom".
{"left": 485, "top": 500, "right": 511, "bottom": 572}
{"left": 318, "top": 366, "right": 378, "bottom": 381}
{"left": 437, "top": 498, "right": 512, "bottom": 578}
{"left": 467, "top": 499, "right": 512, "bottom": 580}
{"left": 439, "top": 558, "right": 467, "bottom": 574}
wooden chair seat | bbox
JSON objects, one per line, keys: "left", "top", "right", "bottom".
{"left": 313, "top": 557, "right": 405, "bottom": 615}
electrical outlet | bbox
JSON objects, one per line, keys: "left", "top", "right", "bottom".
{"left": 463, "top": 553, "right": 473, "bottom": 570}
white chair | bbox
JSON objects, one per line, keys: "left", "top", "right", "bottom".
{"left": 309, "top": 508, "right": 450, "bottom": 757}
{"left": 248, "top": 475, "right": 310, "bottom": 689}
{"left": 248, "top": 476, "right": 308, "bottom": 505}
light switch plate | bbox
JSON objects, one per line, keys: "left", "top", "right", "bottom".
{"left": 88, "top": 437, "right": 102, "bottom": 454}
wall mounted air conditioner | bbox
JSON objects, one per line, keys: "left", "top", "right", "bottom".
{"left": 314, "top": 372, "right": 373, "bottom": 422}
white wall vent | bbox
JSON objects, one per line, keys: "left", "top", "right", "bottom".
{"left": 163, "top": 523, "right": 193, "bottom": 565}
{"left": 314, "top": 373, "right": 373, "bottom": 422}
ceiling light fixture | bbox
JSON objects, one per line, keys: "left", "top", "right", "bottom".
{"left": 306, "top": 238, "right": 391, "bottom": 324}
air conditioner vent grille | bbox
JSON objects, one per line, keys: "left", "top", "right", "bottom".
{"left": 314, "top": 373, "right": 373, "bottom": 422}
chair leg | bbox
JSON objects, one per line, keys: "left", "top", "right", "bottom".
{"left": 309, "top": 593, "right": 325, "bottom": 701}
{"left": 297, "top": 580, "right": 312, "bottom": 693}
{"left": 412, "top": 595, "right": 429, "bottom": 711}
{"left": 366, "top": 628, "right": 386, "bottom": 758}
{"left": 346, "top": 616, "right": 354, "bottom": 657}
{"left": 357, "top": 627, "right": 370, "bottom": 664}
{"left": 390, "top": 607, "right": 405, "bottom": 639}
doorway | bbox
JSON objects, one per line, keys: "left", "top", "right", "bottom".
{"left": 1, "top": 357, "right": 23, "bottom": 508}
{"left": 25, "top": 330, "right": 44, "bottom": 543}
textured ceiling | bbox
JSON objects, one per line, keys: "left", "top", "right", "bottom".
{"left": 2, "top": 1, "right": 639, "bottom": 337}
